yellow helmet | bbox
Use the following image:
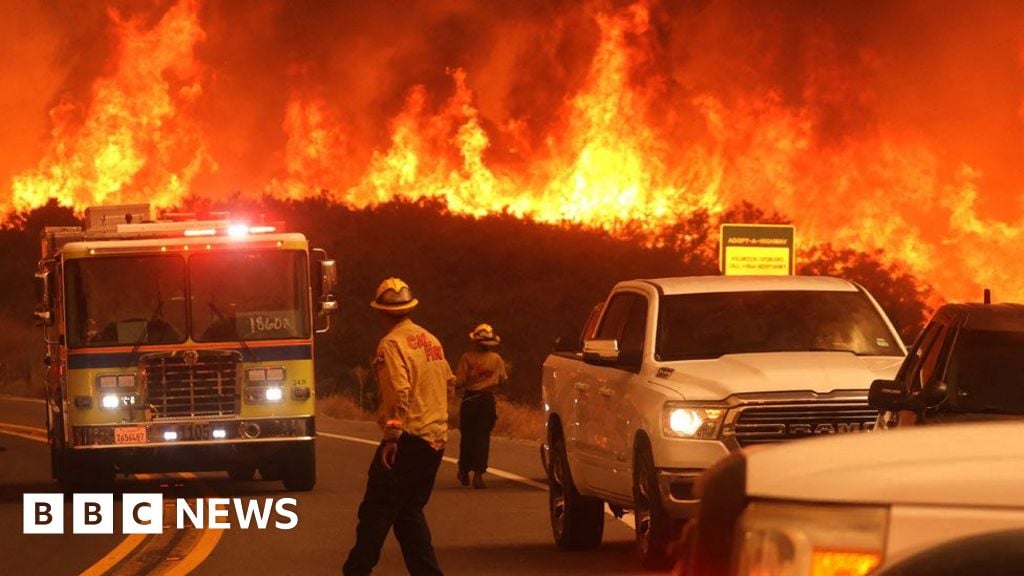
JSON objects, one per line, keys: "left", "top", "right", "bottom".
{"left": 469, "top": 323, "right": 501, "bottom": 345}
{"left": 370, "top": 277, "right": 419, "bottom": 314}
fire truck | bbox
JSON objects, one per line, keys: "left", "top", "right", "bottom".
{"left": 34, "top": 204, "right": 338, "bottom": 491}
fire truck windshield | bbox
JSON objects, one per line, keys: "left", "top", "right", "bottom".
{"left": 190, "top": 251, "right": 310, "bottom": 342}
{"left": 66, "top": 255, "right": 188, "bottom": 348}
{"left": 65, "top": 250, "right": 310, "bottom": 348}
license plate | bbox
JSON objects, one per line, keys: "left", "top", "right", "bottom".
{"left": 114, "top": 426, "right": 147, "bottom": 444}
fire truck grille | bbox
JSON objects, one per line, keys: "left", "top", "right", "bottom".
{"left": 728, "top": 403, "right": 878, "bottom": 447}
{"left": 142, "top": 352, "right": 240, "bottom": 419}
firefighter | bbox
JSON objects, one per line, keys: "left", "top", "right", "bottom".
{"left": 343, "top": 278, "right": 453, "bottom": 576}
{"left": 454, "top": 323, "right": 508, "bottom": 489}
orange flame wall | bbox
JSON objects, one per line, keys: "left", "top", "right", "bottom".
{"left": 4, "top": 0, "right": 1024, "bottom": 303}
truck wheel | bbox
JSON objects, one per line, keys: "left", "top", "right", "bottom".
{"left": 60, "top": 452, "right": 114, "bottom": 492}
{"left": 549, "top": 437, "right": 604, "bottom": 550}
{"left": 258, "top": 460, "right": 283, "bottom": 481}
{"left": 51, "top": 444, "right": 65, "bottom": 483}
{"left": 282, "top": 442, "right": 316, "bottom": 492}
{"left": 634, "top": 445, "right": 672, "bottom": 569}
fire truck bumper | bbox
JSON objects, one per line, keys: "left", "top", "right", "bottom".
{"left": 63, "top": 416, "right": 315, "bottom": 474}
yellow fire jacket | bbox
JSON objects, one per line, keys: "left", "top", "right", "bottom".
{"left": 455, "top": 350, "right": 508, "bottom": 392}
{"left": 373, "top": 318, "right": 453, "bottom": 447}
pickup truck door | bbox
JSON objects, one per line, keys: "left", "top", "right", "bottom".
{"left": 581, "top": 291, "right": 648, "bottom": 498}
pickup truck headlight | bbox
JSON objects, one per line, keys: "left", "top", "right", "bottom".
{"left": 734, "top": 501, "right": 887, "bottom": 576}
{"left": 662, "top": 403, "right": 726, "bottom": 439}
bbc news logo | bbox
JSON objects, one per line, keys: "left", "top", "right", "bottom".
{"left": 23, "top": 494, "right": 298, "bottom": 534}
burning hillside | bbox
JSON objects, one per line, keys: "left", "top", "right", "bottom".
{"left": 3, "top": 0, "right": 1024, "bottom": 302}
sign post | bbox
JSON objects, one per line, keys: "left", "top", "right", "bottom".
{"left": 720, "top": 224, "right": 795, "bottom": 276}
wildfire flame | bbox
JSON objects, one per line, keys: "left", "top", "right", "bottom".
{"left": 4, "top": 0, "right": 1023, "bottom": 303}
{"left": 10, "top": 0, "right": 211, "bottom": 211}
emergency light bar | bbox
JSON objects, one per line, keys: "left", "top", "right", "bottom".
{"left": 116, "top": 223, "right": 278, "bottom": 238}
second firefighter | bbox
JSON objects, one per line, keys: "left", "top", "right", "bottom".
{"left": 454, "top": 323, "right": 508, "bottom": 489}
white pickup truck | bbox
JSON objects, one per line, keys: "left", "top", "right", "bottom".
{"left": 540, "top": 276, "right": 906, "bottom": 567}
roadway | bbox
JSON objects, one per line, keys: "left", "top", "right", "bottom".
{"left": 0, "top": 396, "right": 648, "bottom": 575}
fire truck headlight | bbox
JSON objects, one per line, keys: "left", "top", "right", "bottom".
{"left": 227, "top": 224, "right": 249, "bottom": 238}
{"left": 265, "top": 367, "right": 285, "bottom": 382}
{"left": 265, "top": 387, "right": 284, "bottom": 402}
{"left": 98, "top": 375, "right": 118, "bottom": 388}
{"left": 101, "top": 394, "right": 120, "bottom": 409}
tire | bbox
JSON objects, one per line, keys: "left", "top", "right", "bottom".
{"left": 282, "top": 441, "right": 316, "bottom": 492}
{"left": 60, "top": 451, "right": 114, "bottom": 492}
{"left": 227, "top": 466, "right": 256, "bottom": 482}
{"left": 51, "top": 444, "right": 66, "bottom": 485}
{"left": 548, "top": 436, "right": 604, "bottom": 550}
{"left": 634, "top": 443, "right": 673, "bottom": 569}
{"left": 258, "top": 460, "right": 283, "bottom": 481}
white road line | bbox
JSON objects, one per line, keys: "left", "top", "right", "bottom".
{"left": 317, "top": 430, "right": 632, "bottom": 528}
{"left": 318, "top": 431, "right": 546, "bottom": 489}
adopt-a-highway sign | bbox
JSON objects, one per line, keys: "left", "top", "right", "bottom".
{"left": 720, "top": 224, "right": 795, "bottom": 276}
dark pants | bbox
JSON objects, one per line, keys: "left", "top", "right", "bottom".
{"left": 343, "top": 433, "right": 445, "bottom": 576}
{"left": 458, "top": 390, "right": 497, "bottom": 474}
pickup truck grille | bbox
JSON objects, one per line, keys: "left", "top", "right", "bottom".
{"left": 142, "top": 351, "right": 240, "bottom": 420}
{"left": 728, "top": 403, "right": 878, "bottom": 447}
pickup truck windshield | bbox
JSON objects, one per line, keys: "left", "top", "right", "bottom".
{"left": 945, "top": 329, "right": 1024, "bottom": 413}
{"left": 656, "top": 290, "right": 900, "bottom": 360}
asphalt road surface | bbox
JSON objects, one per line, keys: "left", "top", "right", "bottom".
{"left": 0, "top": 396, "right": 650, "bottom": 575}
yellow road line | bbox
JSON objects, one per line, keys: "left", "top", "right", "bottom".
{"left": 157, "top": 472, "right": 224, "bottom": 576}
{"left": 0, "top": 422, "right": 48, "bottom": 443}
{"left": 0, "top": 420, "right": 223, "bottom": 576}
{"left": 0, "top": 395, "right": 46, "bottom": 404}
{"left": 89, "top": 473, "right": 224, "bottom": 576}
{"left": 79, "top": 535, "right": 149, "bottom": 576}
{"left": 0, "top": 421, "right": 153, "bottom": 576}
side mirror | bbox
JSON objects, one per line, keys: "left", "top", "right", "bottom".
{"left": 582, "top": 339, "right": 619, "bottom": 364}
{"left": 868, "top": 379, "right": 909, "bottom": 411}
{"left": 319, "top": 259, "right": 338, "bottom": 297}
{"left": 921, "top": 380, "right": 949, "bottom": 407}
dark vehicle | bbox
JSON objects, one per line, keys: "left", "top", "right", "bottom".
{"left": 677, "top": 301, "right": 1024, "bottom": 576}
{"left": 868, "top": 303, "right": 1024, "bottom": 427}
